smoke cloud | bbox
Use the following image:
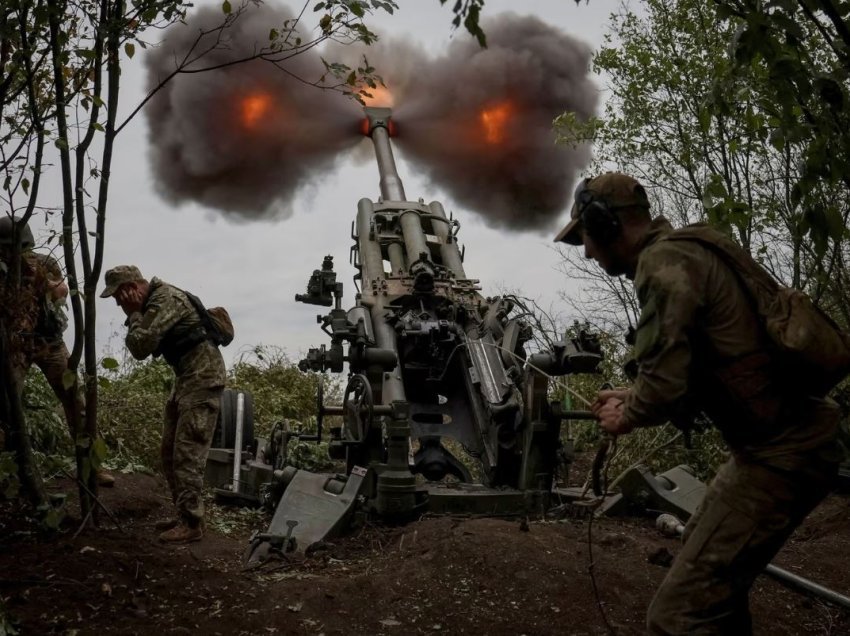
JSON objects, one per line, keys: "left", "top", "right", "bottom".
{"left": 395, "top": 15, "right": 596, "bottom": 231}
{"left": 146, "top": 7, "right": 597, "bottom": 230}
{"left": 145, "top": 4, "right": 360, "bottom": 219}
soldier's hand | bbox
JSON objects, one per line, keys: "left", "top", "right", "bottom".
{"left": 591, "top": 388, "right": 630, "bottom": 415}
{"left": 115, "top": 286, "right": 144, "bottom": 316}
{"left": 594, "top": 395, "right": 634, "bottom": 436}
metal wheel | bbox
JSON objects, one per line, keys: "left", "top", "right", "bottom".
{"left": 342, "top": 374, "right": 374, "bottom": 443}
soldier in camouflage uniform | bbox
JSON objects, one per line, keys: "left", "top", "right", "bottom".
{"left": 0, "top": 217, "right": 114, "bottom": 486}
{"left": 102, "top": 265, "right": 226, "bottom": 543}
{"left": 555, "top": 173, "right": 840, "bottom": 634}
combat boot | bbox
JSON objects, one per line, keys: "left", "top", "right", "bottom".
{"left": 158, "top": 520, "right": 204, "bottom": 544}
{"left": 96, "top": 469, "right": 115, "bottom": 488}
{"left": 154, "top": 517, "right": 180, "bottom": 531}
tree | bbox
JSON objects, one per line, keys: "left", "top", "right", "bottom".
{"left": 0, "top": 0, "right": 400, "bottom": 520}
{"left": 711, "top": 0, "right": 850, "bottom": 324}
{"left": 555, "top": 0, "right": 850, "bottom": 329}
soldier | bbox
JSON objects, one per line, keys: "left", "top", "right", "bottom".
{"left": 555, "top": 173, "right": 841, "bottom": 634}
{"left": 101, "top": 265, "right": 226, "bottom": 543}
{"left": 0, "top": 216, "right": 114, "bottom": 487}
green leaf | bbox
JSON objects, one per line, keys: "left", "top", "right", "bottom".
{"left": 62, "top": 370, "right": 77, "bottom": 390}
{"left": 222, "top": 0, "right": 232, "bottom": 14}
{"left": 22, "top": 178, "right": 29, "bottom": 194}
{"left": 101, "top": 357, "right": 119, "bottom": 370}
{"left": 54, "top": 137, "right": 68, "bottom": 151}
{"left": 768, "top": 128, "right": 785, "bottom": 151}
{"left": 124, "top": 42, "right": 135, "bottom": 59}
{"left": 702, "top": 174, "right": 727, "bottom": 209}
{"left": 41, "top": 505, "right": 64, "bottom": 531}
{"left": 825, "top": 206, "right": 845, "bottom": 242}
{"left": 92, "top": 437, "right": 108, "bottom": 466}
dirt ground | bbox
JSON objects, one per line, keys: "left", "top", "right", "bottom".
{"left": 1, "top": 468, "right": 849, "bottom": 636}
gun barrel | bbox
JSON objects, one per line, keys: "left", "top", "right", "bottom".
{"left": 363, "top": 107, "right": 405, "bottom": 201}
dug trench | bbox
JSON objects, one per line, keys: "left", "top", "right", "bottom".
{"left": 1, "top": 469, "right": 848, "bottom": 635}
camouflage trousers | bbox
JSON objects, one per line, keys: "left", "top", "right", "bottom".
{"left": 161, "top": 389, "right": 222, "bottom": 525}
{"left": 12, "top": 338, "right": 83, "bottom": 439}
{"left": 647, "top": 449, "right": 838, "bottom": 634}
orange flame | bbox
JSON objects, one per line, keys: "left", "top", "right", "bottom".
{"left": 480, "top": 102, "right": 514, "bottom": 144}
{"left": 362, "top": 85, "right": 394, "bottom": 108}
{"left": 240, "top": 92, "right": 272, "bottom": 128}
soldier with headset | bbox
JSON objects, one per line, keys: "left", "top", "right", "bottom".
{"left": 555, "top": 173, "right": 841, "bottom": 634}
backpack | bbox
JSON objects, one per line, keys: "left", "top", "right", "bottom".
{"left": 182, "top": 290, "right": 235, "bottom": 347}
{"left": 664, "top": 224, "right": 850, "bottom": 395}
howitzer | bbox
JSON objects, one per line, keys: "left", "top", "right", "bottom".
{"left": 207, "top": 107, "right": 604, "bottom": 561}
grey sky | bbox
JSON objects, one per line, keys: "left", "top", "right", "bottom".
{"left": 43, "top": 0, "right": 629, "bottom": 365}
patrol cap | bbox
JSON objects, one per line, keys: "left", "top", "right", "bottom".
{"left": 100, "top": 265, "right": 144, "bottom": 298}
{"left": 554, "top": 172, "right": 649, "bottom": 245}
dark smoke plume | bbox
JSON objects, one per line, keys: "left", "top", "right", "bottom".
{"left": 145, "top": 4, "right": 360, "bottom": 219}
{"left": 390, "top": 14, "right": 597, "bottom": 231}
{"left": 146, "top": 8, "right": 597, "bottom": 230}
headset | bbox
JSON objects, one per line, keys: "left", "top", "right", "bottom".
{"left": 573, "top": 178, "right": 623, "bottom": 246}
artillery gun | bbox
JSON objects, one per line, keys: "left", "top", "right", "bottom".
{"left": 206, "top": 107, "right": 603, "bottom": 560}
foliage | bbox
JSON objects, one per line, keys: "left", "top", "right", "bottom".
{"left": 0, "top": 0, "right": 411, "bottom": 509}
{"left": 0, "top": 452, "right": 20, "bottom": 499}
{"left": 440, "top": 0, "right": 487, "bottom": 46}
{"left": 88, "top": 346, "right": 337, "bottom": 472}
{"left": 553, "top": 0, "right": 849, "bottom": 482}
{"left": 713, "top": 0, "right": 850, "bottom": 251}
{"left": 0, "top": 594, "right": 19, "bottom": 636}
{"left": 228, "top": 345, "right": 338, "bottom": 437}
{"left": 608, "top": 425, "right": 727, "bottom": 484}
{"left": 205, "top": 494, "right": 267, "bottom": 536}
{"left": 284, "top": 438, "right": 335, "bottom": 473}
{"left": 21, "top": 370, "right": 71, "bottom": 456}
{"left": 557, "top": 0, "right": 849, "bottom": 303}
{"left": 228, "top": 345, "right": 338, "bottom": 472}
{"left": 96, "top": 357, "right": 173, "bottom": 471}
{"left": 710, "top": 0, "right": 850, "bottom": 325}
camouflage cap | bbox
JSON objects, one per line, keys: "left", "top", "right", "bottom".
{"left": 100, "top": 265, "right": 143, "bottom": 298}
{"left": 554, "top": 173, "right": 649, "bottom": 245}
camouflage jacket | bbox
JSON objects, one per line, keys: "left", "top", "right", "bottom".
{"left": 126, "top": 277, "right": 226, "bottom": 400}
{"left": 0, "top": 251, "right": 67, "bottom": 341}
{"left": 27, "top": 252, "right": 68, "bottom": 338}
{"left": 622, "top": 217, "right": 837, "bottom": 467}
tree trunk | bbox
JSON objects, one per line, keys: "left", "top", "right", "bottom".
{"left": 0, "top": 320, "right": 47, "bottom": 506}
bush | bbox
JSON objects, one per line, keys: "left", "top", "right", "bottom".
{"left": 548, "top": 326, "right": 728, "bottom": 485}
{"left": 97, "top": 356, "right": 173, "bottom": 471}
{"left": 227, "top": 345, "right": 340, "bottom": 440}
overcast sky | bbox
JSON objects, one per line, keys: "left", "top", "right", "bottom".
{"left": 41, "top": 0, "right": 631, "bottom": 365}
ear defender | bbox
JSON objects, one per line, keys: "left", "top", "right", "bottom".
{"left": 574, "top": 178, "right": 623, "bottom": 246}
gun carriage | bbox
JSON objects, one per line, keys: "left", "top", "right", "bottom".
{"left": 205, "top": 107, "right": 603, "bottom": 560}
